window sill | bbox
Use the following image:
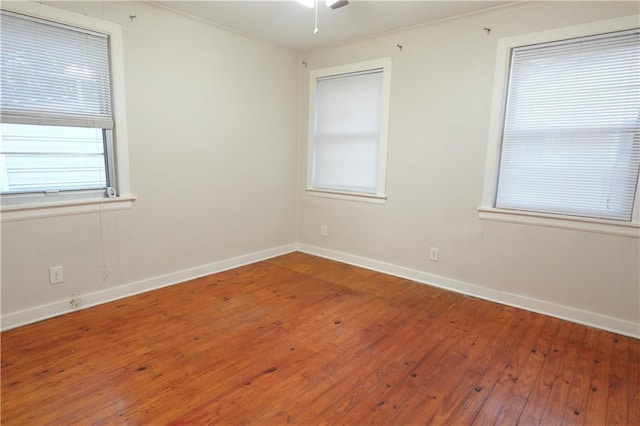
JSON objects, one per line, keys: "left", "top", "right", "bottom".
{"left": 478, "top": 207, "right": 639, "bottom": 238}
{"left": 306, "top": 188, "right": 387, "bottom": 204}
{"left": 1, "top": 196, "right": 137, "bottom": 222}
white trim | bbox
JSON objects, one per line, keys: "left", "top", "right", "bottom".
{"left": 0, "top": 2, "right": 133, "bottom": 203}
{"left": 3, "top": 243, "right": 637, "bottom": 337}
{"left": 109, "top": 20, "right": 132, "bottom": 199}
{"left": 478, "top": 207, "right": 640, "bottom": 238}
{"left": 1, "top": 196, "right": 136, "bottom": 222}
{"left": 297, "top": 244, "right": 640, "bottom": 339}
{"left": 305, "top": 188, "right": 387, "bottom": 204}
{"left": 0, "top": 244, "right": 297, "bottom": 331}
{"left": 1, "top": 2, "right": 117, "bottom": 33}
{"left": 306, "top": 57, "right": 392, "bottom": 200}
{"left": 481, "top": 15, "right": 640, "bottom": 230}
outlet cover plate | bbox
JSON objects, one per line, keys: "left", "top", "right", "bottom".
{"left": 49, "top": 266, "right": 64, "bottom": 284}
{"left": 429, "top": 247, "right": 439, "bottom": 262}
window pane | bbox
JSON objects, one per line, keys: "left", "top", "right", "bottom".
{"left": 313, "top": 70, "right": 383, "bottom": 194}
{"left": 0, "top": 123, "right": 107, "bottom": 193}
{"left": 314, "top": 134, "right": 379, "bottom": 193}
{"left": 0, "top": 11, "right": 112, "bottom": 127}
{"left": 496, "top": 30, "right": 640, "bottom": 221}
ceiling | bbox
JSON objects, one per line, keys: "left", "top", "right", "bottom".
{"left": 151, "top": 1, "right": 509, "bottom": 51}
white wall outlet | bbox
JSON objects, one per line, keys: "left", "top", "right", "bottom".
{"left": 49, "top": 266, "right": 64, "bottom": 284}
{"left": 429, "top": 247, "right": 439, "bottom": 262}
{"left": 320, "top": 225, "right": 328, "bottom": 237}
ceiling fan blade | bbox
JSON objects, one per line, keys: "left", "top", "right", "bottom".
{"left": 329, "top": 0, "right": 349, "bottom": 9}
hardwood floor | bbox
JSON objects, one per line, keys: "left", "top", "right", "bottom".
{"left": 2, "top": 252, "right": 638, "bottom": 425}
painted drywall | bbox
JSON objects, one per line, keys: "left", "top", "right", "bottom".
{"left": 0, "top": 1, "right": 298, "bottom": 324}
{"left": 2, "top": 1, "right": 638, "bottom": 336}
{"left": 297, "top": 2, "right": 640, "bottom": 334}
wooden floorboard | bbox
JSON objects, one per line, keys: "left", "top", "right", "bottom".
{"left": 1, "top": 252, "right": 638, "bottom": 425}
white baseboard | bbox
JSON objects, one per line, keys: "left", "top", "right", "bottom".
{"left": 1, "top": 244, "right": 297, "bottom": 331}
{"left": 4, "top": 243, "right": 638, "bottom": 339}
{"left": 297, "top": 244, "right": 640, "bottom": 339}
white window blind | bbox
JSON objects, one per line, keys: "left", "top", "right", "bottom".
{"left": 312, "top": 70, "right": 383, "bottom": 194}
{"left": 495, "top": 29, "right": 640, "bottom": 221}
{"left": 1, "top": 10, "right": 113, "bottom": 194}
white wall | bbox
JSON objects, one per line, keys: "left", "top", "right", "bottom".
{"left": 0, "top": 1, "right": 299, "bottom": 327}
{"left": 297, "top": 1, "right": 640, "bottom": 336}
{"left": 2, "top": 1, "right": 638, "bottom": 337}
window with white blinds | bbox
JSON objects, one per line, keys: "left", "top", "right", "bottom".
{"left": 495, "top": 29, "right": 640, "bottom": 222}
{"left": 0, "top": 10, "right": 114, "bottom": 195}
{"left": 307, "top": 58, "right": 391, "bottom": 200}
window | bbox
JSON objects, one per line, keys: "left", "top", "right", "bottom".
{"left": 0, "top": 2, "right": 132, "bottom": 219}
{"left": 306, "top": 58, "right": 391, "bottom": 201}
{"left": 481, "top": 16, "right": 640, "bottom": 237}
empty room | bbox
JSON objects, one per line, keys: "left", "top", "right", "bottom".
{"left": 1, "top": 0, "right": 639, "bottom": 424}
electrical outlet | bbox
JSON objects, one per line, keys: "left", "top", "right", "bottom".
{"left": 429, "top": 247, "right": 439, "bottom": 262}
{"left": 49, "top": 266, "right": 64, "bottom": 284}
{"left": 320, "top": 225, "right": 328, "bottom": 237}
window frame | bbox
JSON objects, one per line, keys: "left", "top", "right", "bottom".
{"left": 479, "top": 15, "right": 640, "bottom": 238}
{"left": 0, "top": 2, "right": 134, "bottom": 221}
{"left": 306, "top": 58, "right": 392, "bottom": 203}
